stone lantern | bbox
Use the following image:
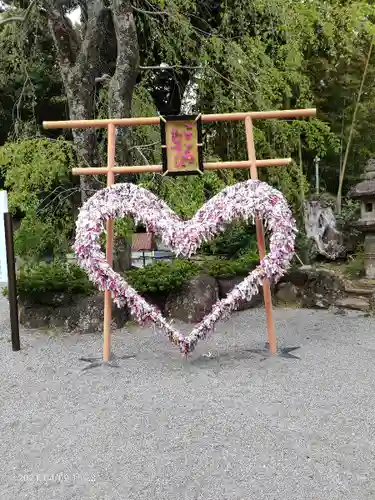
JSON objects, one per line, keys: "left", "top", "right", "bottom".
{"left": 351, "top": 158, "right": 375, "bottom": 278}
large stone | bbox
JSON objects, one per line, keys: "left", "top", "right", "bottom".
{"left": 19, "top": 294, "right": 128, "bottom": 333}
{"left": 165, "top": 274, "right": 219, "bottom": 323}
{"left": 275, "top": 282, "right": 299, "bottom": 304}
{"left": 364, "top": 234, "right": 375, "bottom": 279}
{"left": 335, "top": 297, "right": 369, "bottom": 311}
{"left": 141, "top": 292, "right": 167, "bottom": 314}
{"left": 217, "top": 277, "right": 263, "bottom": 310}
{"left": 299, "top": 266, "right": 345, "bottom": 308}
{"left": 281, "top": 267, "right": 310, "bottom": 287}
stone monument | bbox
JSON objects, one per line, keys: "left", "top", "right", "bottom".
{"left": 351, "top": 158, "right": 375, "bottom": 278}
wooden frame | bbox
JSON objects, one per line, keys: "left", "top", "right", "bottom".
{"left": 43, "top": 107, "right": 316, "bottom": 362}
{"left": 160, "top": 114, "right": 204, "bottom": 176}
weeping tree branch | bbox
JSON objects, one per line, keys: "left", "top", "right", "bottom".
{"left": 336, "top": 37, "right": 374, "bottom": 214}
{"left": 0, "top": 0, "right": 37, "bottom": 26}
{"left": 131, "top": 5, "right": 170, "bottom": 16}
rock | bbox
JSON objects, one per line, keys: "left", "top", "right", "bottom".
{"left": 217, "top": 277, "right": 263, "bottom": 310}
{"left": 281, "top": 267, "right": 309, "bottom": 287}
{"left": 298, "top": 266, "right": 345, "bottom": 309}
{"left": 72, "top": 295, "right": 128, "bottom": 333}
{"left": 275, "top": 282, "right": 299, "bottom": 303}
{"left": 334, "top": 297, "right": 370, "bottom": 311}
{"left": 19, "top": 294, "right": 128, "bottom": 333}
{"left": 19, "top": 304, "right": 52, "bottom": 329}
{"left": 304, "top": 199, "right": 345, "bottom": 259}
{"left": 141, "top": 292, "right": 167, "bottom": 314}
{"left": 165, "top": 274, "right": 219, "bottom": 323}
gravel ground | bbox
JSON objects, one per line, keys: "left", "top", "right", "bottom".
{"left": 1, "top": 296, "right": 375, "bottom": 500}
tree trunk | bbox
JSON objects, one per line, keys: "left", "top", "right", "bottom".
{"left": 108, "top": 0, "right": 139, "bottom": 168}
{"left": 45, "top": 0, "right": 140, "bottom": 269}
{"left": 46, "top": 0, "right": 107, "bottom": 201}
{"left": 106, "top": 0, "right": 139, "bottom": 268}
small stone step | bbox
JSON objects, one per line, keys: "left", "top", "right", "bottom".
{"left": 344, "top": 286, "right": 375, "bottom": 296}
{"left": 335, "top": 297, "right": 370, "bottom": 311}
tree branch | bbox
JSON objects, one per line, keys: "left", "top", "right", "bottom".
{"left": 131, "top": 4, "right": 170, "bottom": 16}
{"left": 0, "top": 0, "right": 37, "bottom": 26}
{"left": 336, "top": 36, "right": 374, "bottom": 213}
{"left": 140, "top": 64, "right": 202, "bottom": 70}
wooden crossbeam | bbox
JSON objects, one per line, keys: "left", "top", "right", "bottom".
{"left": 72, "top": 158, "right": 292, "bottom": 176}
{"left": 43, "top": 108, "right": 316, "bottom": 129}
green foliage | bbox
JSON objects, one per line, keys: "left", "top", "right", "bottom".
{"left": 0, "top": 137, "right": 76, "bottom": 259}
{"left": 125, "top": 259, "right": 200, "bottom": 294}
{"left": 129, "top": 86, "right": 162, "bottom": 167}
{"left": 2, "top": 0, "right": 375, "bottom": 269}
{"left": 8, "top": 253, "right": 262, "bottom": 303}
{"left": 16, "top": 261, "right": 95, "bottom": 301}
{"left": 294, "top": 229, "right": 317, "bottom": 264}
{"left": 0, "top": 137, "right": 75, "bottom": 213}
{"left": 14, "top": 214, "right": 71, "bottom": 261}
{"left": 336, "top": 198, "right": 361, "bottom": 229}
{"left": 137, "top": 170, "right": 238, "bottom": 219}
{"left": 0, "top": 8, "right": 65, "bottom": 143}
{"left": 345, "top": 252, "right": 366, "bottom": 279}
{"left": 124, "top": 252, "right": 260, "bottom": 294}
{"left": 202, "top": 222, "right": 257, "bottom": 258}
{"left": 201, "top": 253, "right": 259, "bottom": 278}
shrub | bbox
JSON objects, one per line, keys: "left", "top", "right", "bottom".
{"left": 336, "top": 199, "right": 361, "bottom": 230}
{"left": 202, "top": 222, "right": 257, "bottom": 258}
{"left": 124, "top": 259, "right": 200, "bottom": 294}
{"left": 11, "top": 254, "right": 260, "bottom": 303}
{"left": 14, "top": 214, "right": 71, "bottom": 261}
{"left": 201, "top": 253, "right": 259, "bottom": 278}
{"left": 16, "top": 261, "right": 95, "bottom": 301}
{"left": 345, "top": 252, "right": 365, "bottom": 279}
{"left": 0, "top": 138, "right": 76, "bottom": 260}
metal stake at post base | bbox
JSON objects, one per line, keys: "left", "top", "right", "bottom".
{"left": 4, "top": 213, "right": 20, "bottom": 352}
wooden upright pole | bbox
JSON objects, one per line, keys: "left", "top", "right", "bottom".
{"left": 245, "top": 116, "right": 277, "bottom": 355}
{"left": 4, "top": 213, "right": 20, "bottom": 351}
{"left": 103, "top": 123, "right": 116, "bottom": 362}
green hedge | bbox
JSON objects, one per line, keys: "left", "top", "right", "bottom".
{"left": 10, "top": 254, "right": 260, "bottom": 303}
{"left": 124, "top": 259, "right": 200, "bottom": 294}
{"left": 201, "top": 253, "right": 258, "bottom": 278}
{"left": 14, "top": 261, "right": 95, "bottom": 301}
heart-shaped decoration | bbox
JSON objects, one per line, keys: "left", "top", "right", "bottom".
{"left": 74, "top": 180, "right": 296, "bottom": 354}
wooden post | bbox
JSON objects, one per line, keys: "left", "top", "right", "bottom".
{"left": 103, "top": 123, "right": 116, "bottom": 362}
{"left": 245, "top": 116, "right": 277, "bottom": 355}
{"left": 4, "top": 213, "right": 20, "bottom": 351}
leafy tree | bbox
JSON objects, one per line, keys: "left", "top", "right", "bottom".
{"left": 0, "top": 138, "right": 77, "bottom": 259}
{"left": 0, "top": 8, "right": 66, "bottom": 144}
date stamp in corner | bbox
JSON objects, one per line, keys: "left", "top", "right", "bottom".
{"left": 17, "top": 472, "right": 97, "bottom": 484}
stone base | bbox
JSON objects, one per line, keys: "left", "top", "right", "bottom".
{"left": 217, "top": 277, "right": 263, "bottom": 310}
{"left": 165, "top": 274, "right": 219, "bottom": 323}
{"left": 364, "top": 234, "right": 375, "bottom": 279}
{"left": 19, "top": 294, "right": 128, "bottom": 333}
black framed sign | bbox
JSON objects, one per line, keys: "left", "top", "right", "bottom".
{"left": 160, "top": 114, "right": 203, "bottom": 176}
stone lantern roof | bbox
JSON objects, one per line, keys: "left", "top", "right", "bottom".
{"left": 350, "top": 158, "right": 375, "bottom": 199}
